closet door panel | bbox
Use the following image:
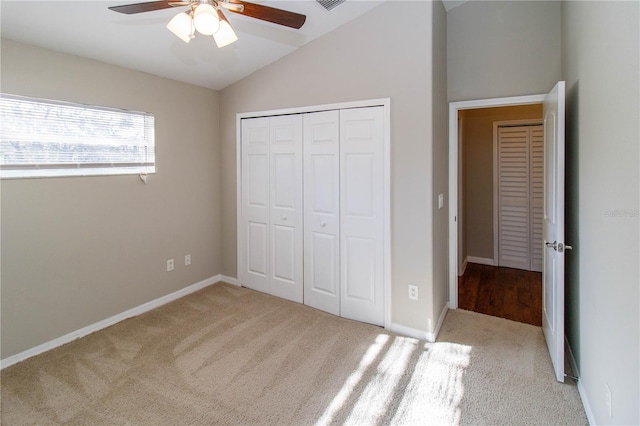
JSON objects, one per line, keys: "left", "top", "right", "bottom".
{"left": 247, "top": 222, "right": 268, "bottom": 278}
{"left": 304, "top": 111, "right": 340, "bottom": 315}
{"left": 344, "top": 236, "right": 375, "bottom": 301}
{"left": 242, "top": 118, "right": 270, "bottom": 293}
{"left": 269, "top": 115, "right": 303, "bottom": 303}
{"left": 340, "top": 107, "right": 384, "bottom": 326}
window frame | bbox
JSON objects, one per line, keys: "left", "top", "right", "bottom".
{"left": 0, "top": 93, "right": 155, "bottom": 179}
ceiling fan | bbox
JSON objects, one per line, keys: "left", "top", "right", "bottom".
{"left": 109, "top": 0, "right": 306, "bottom": 47}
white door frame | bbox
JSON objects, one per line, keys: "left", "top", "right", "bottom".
{"left": 448, "top": 94, "right": 546, "bottom": 309}
{"left": 237, "top": 98, "right": 392, "bottom": 328}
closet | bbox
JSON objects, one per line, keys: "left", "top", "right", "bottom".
{"left": 239, "top": 104, "right": 386, "bottom": 326}
{"left": 496, "top": 124, "right": 543, "bottom": 272}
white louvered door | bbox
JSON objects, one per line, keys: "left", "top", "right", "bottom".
{"left": 530, "top": 127, "right": 544, "bottom": 272}
{"left": 497, "top": 125, "right": 543, "bottom": 272}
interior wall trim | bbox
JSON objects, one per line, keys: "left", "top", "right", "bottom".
{"left": 0, "top": 275, "right": 223, "bottom": 369}
{"left": 389, "top": 304, "right": 448, "bottom": 343}
{"left": 220, "top": 275, "right": 239, "bottom": 286}
{"left": 566, "top": 336, "right": 595, "bottom": 425}
{"left": 388, "top": 323, "right": 431, "bottom": 341}
{"left": 465, "top": 256, "right": 495, "bottom": 266}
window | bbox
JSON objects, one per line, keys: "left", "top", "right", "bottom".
{"left": 0, "top": 94, "right": 155, "bottom": 179}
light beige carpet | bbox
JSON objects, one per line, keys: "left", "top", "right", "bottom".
{"left": 1, "top": 283, "right": 587, "bottom": 425}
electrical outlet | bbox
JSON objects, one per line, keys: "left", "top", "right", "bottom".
{"left": 605, "top": 383, "right": 612, "bottom": 418}
{"left": 167, "top": 259, "right": 174, "bottom": 272}
{"left": 408, "top": 284, "right": 418, "bottom": 300}
{"left": 185, "top": 254, "right": 191, "bottom": 266}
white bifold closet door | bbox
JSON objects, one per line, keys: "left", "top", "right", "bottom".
{"left": 241, "top": 115, "right": 303, "bottom": 303}
{"left": 303, "top": 111, "right": 341, "bottom": 316}
{"left": 303, "top": 107, "right": 385, "bottom": 326}
{"left": 497, "top": 125, "right": 543, "bottom": 272}
{"left": 339, "top": 107, "right": 385, "bottom": 325}
{"left": 242, "top": 106, "right": 384, "bottom": 326}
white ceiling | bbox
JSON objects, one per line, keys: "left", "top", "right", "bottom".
{"left": 1, "top": 0, "right": 385, "bottom": 90}
{"left": 442, "top": 0, "right": 467, "bottom": 12}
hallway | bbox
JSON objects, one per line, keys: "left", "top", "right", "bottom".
{"left": 458, "top": 263, "right": 542, "bottom": 326}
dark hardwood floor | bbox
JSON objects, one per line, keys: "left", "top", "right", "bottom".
{"left": 458, "top": 262, "right": 542, "bottom": 326}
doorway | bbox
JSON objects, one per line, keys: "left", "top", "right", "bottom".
{"left": 448, "top": 94, "right": 546, "bottom": 312}
{"left": 449, "top": 86, "right": 568, "bottom": 381}
{"left": 457, "top": 106, "right": 543, "bottom": 325}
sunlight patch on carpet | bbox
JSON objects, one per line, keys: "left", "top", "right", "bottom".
{"left": 315, "top": 334, "right": 389, "bottom": 425}
{"left": 392, "top": 341, "right": 471, "bottom": 424}
{"left": 343, "top": 335, "right": 420, "bottom": 424}
{"left": 315, "top": 333, "right": 472, "bottom": 425}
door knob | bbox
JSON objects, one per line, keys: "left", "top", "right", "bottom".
{"left": 320, "top": 221, "right": 326, "bottom": 227}
{"left": 545, "top": 241, "right": 573, "bottom": 253}
{"left": 281, "top": 215, "right": 287, "bottom": 220}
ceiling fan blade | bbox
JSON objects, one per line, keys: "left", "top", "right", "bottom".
{"left": 227, "top": 0, "right": 306, "bottom": 29}
{"left": 218, "top": 2, "right": 245, "bottom": 13}
{"left": 108, "top": 1, "right": 176, "bottom": 14}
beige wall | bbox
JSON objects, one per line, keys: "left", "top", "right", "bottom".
{"left": 220, "top": 1, "right": 446, "bottom": 332}
{"left": 562, "top": 1, "right": 639, "bottom": 424}
{"left": 0, "top": 40, "right": 221, "bottom": 359}
{"left": 447, "top": 0, "right": 561, "bottom": 102}
{"left": 461, "top": 105, "right": 542, "bottom": 261}
{"left": 431, "top": 0, "right": 449, "bottom": 323}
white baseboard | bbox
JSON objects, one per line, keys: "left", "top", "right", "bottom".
{"left": 459, "top": 258, "right": 468, "bottom": 276}
{"left": 565, "top": 336, "right": 595, "bottom": 426}
{"left": 430, "top": 303, "right": 449, "bottom": 342}
{"left": 389, "top": 305, "right": 448, "bottom": 343}
{"left": 1, "top": 275, "right": 223, "bottom": 370}
{"left": 388, "top": 323, "right": 430, "bottom": 341}
{"left": 219, "top": 275, "right": 238, "bottom": 286}
{"left": 577, "top": 379, "right": 595, "bottom": 425}
{"left": 466, "top": 256, "right": 495, "bottom": 266}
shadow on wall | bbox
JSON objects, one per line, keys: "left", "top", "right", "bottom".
{"left": 564, "top": 80, "right": 580, "bottom": 366}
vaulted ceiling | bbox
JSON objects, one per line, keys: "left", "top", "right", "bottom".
{"left": 1, "top": 0, "right": 384, "bottom": 90}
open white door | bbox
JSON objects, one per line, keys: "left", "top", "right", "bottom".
{"left": 542, "top": 81, "right": 566, "bottom": 383}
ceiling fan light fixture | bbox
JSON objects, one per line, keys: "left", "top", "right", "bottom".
{"left": 213, "top": 10, "right": 238, "bottom": 48}
{"left": 193, "top": 3, "right": 220, "bottom": 36}
{"left": 166, "top": 11, "right": 193, "bottom": 43}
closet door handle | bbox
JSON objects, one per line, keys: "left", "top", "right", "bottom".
{"left": 281, "top": 215, "right": 287, "bottom": 221}
{"left": 320, "top": 221, "right": 326, "bottom": 227}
